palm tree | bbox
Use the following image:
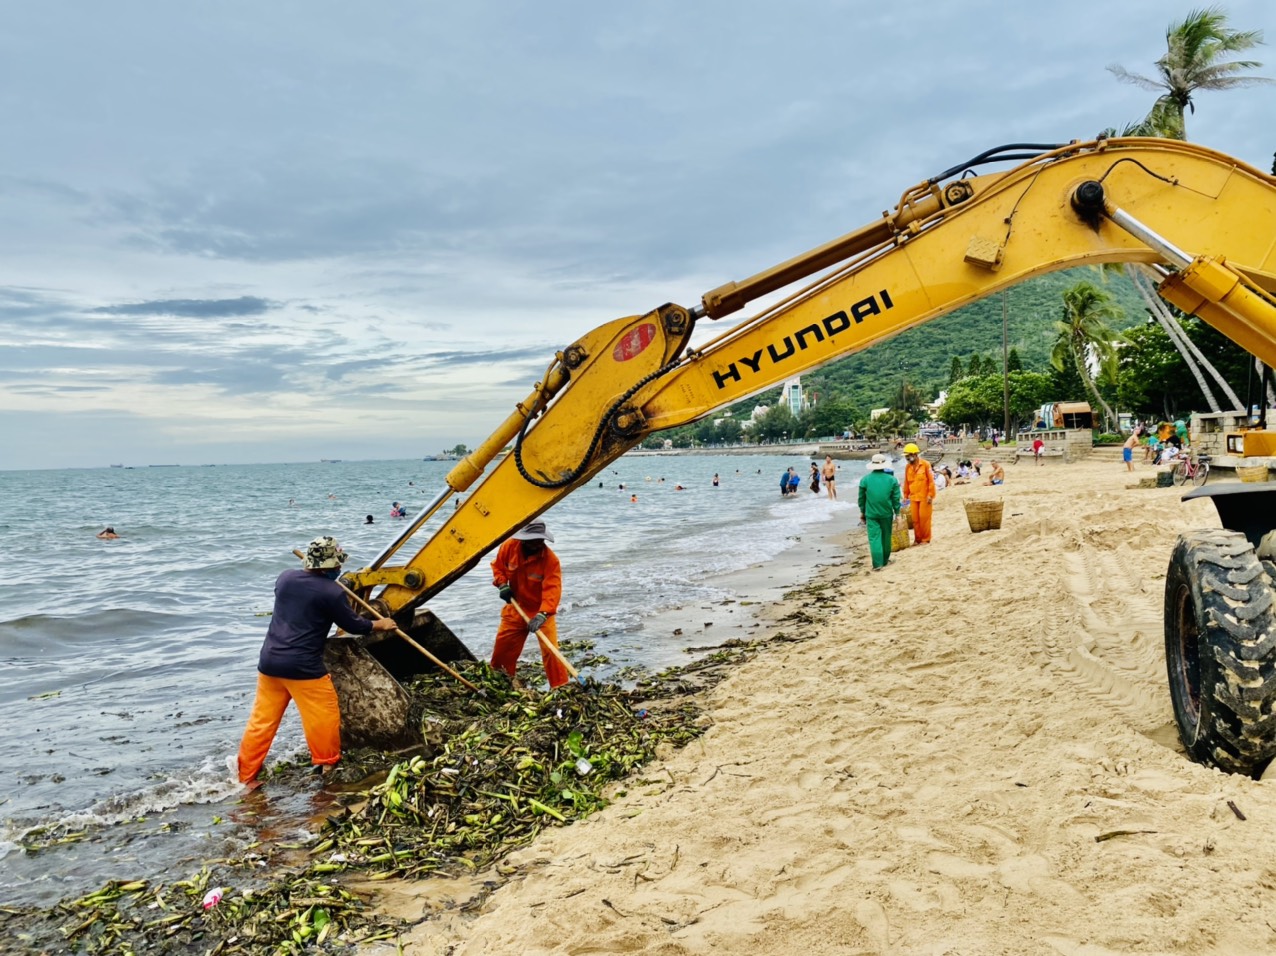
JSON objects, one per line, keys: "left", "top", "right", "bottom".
{"left": 1108, "top": 6, "right": 1272, "bottom": 140}
{"left": 1098, "top": 98, "right": 1182, "bottom": 139}
{"left": 1051, "top": 282, "right": 1125, "bottom": 429}
{"left": 1103, "top": 8, "right": 1267, "bottom": 412}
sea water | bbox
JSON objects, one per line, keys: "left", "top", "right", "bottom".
{"left": 0, "top": 454, "right": 861, "bottom": 905}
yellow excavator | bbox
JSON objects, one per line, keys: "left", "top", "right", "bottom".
{"left": 330, "top": 137, "right": 1276, "bottom": 778}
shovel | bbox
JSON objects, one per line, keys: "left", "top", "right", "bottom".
{"left": 508, "top": 600, "right": 585, "bottom": 687}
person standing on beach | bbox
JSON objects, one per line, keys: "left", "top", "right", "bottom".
{"left": 1032, "top": 436, "right": 1044, "bottom": 465}
{"left": 490, "top": 521, "right": 567, "bottom": 688}
{"left": 902, "top": 443, "right": 936, "bottom": 544}
{"left": 1122, "top": 428, "right": 1141, "bottom": 472}
{"left": 234, "top": 536, "right": 397, "bottom": 787}
{"left": 822, "top": 456, "right": 838, "bottom": 499}
{"left": 858, "top": 454, "right": 901, "bottom": 569}
{"left": 809, "top": 462, "right": 820, "bottom": 494}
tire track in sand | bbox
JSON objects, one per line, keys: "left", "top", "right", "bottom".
{"left": 1033, "top": 532, "right": 1176, "bottom": 742}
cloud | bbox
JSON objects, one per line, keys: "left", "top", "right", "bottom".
{"left": 2, "top": 0, "right": 1274, "bottom": 471}
{"left": 151, "top": 363, "right": 291, "bottom": 393}
{"left": 419, "top": 347, "right": 551, "bottom": 367}
{"left": 89, "top": 296, "right": 277, "bottom": 318}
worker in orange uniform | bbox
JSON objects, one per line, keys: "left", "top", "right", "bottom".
{"left": 234, "top": 536, "right": 396, "bottom": 788}
{"left": 902, "top": 443, "right": 937, "bottom": 544}
{"left": 490, "top": 521, "right": 567, "bottom": 688}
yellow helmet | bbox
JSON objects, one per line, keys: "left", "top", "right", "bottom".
{"left": 903, "top": 443, "right": 921, "bottom": 454}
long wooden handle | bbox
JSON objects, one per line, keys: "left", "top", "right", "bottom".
{"left": 508, "top": 599, "right": 582, "bottom": 682}
{"left": 292, "top": 550, "right": 480, "bottom": 693}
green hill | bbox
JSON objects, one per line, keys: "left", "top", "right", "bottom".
{"left": 792, "top": 267, "right": 1146, "bottom": 413}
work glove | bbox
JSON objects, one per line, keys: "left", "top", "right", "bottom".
{"left": 498, "top": 584, "right": 513, "bottom": 603}
{"left": 527, "top": 612, "right": 548, "bottom": 633}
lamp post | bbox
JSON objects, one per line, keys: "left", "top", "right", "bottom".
{"left": 1002, "top": 290, "right": 1011, "bottom": 440}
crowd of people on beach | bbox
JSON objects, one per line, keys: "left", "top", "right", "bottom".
{"left": 1128, "top": 420, "right": 1188, "bottom": 468}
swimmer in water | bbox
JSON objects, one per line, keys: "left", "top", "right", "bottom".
{"left": 365, "top": 514, "right": 374, "bottom": 524}
{"left": 96, "top": 526, "right": 119, "bottom": 539}
{"left": 630, "top": 494, "right": 638, "bottom": 503}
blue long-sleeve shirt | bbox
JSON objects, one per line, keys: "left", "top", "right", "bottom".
{"left": 257, "top": 569, "right": 375, "bottom": 680}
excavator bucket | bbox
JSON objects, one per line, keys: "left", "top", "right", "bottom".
{"left": 323, "top": 608, "right": 476, "bottom": 750}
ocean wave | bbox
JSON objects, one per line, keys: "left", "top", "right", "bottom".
{"left": 1, "top": 754, "right": 245, "bottom": 843}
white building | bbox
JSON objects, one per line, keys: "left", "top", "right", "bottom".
{"left": 780, "top": 377, "right": 805, "bottom": 416}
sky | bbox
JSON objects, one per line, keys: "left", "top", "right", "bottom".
{"left": 2, "top": 1, "right": 1274, "bottom": 470}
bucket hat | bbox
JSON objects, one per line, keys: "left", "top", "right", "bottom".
{"left": 304, "top": 535, "right": 348, "bottom": 569}
{"left": 512, "top": 521, "right": 555, "bottom": 543}
{"left": 868, "top": 454, "right": 889, "bottom": 471}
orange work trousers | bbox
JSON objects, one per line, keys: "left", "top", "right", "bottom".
{"left": 236, "top": 673, "right": 341, "bottom": 783}
{"left": 910, "top": 499, "right": 934, "bottom": 544}
{"left": 490, "top": 610, "right": 568, "bottom": 689}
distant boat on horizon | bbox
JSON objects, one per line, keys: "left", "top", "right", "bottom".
{"left": 320, "top": 458, "right": 343, "bottom": 463}
{"left": 109, "top": 463, "right": 123, "bottom": 468}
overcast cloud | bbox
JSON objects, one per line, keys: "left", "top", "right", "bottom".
{"left": 2, "top": 1, "right": 1273, "bottom": 469}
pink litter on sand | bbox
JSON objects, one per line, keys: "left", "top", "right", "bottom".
{"left": 202, "top": 888, "right": 226, "bottom": 910}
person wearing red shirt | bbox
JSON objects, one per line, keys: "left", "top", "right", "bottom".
{"left": 490, "top": 521, "right": 567, "bottom": 688}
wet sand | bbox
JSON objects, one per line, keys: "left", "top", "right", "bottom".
{"left": 373, "top": 456, "right": 1276, "bottom": 955}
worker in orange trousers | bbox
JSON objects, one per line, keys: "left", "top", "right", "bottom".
{"left": 902, "top": 443, "right": 937, "bottom": 544}
{"left": 235, "top": 536, "right": 396, "bottom": 787}
{"left": 490, "top": 521, "right": 568, "bottom": 689}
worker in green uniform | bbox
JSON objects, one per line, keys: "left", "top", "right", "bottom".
{"left": 858, "top": 453, "right": 902, "bottom": 570}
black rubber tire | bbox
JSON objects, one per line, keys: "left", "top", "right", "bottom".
{"left": 1164, "top": 529, "right": 1276, "bottom": 777}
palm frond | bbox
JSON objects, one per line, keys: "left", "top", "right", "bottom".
{"left": 1107, "top": 64, "right": 1166, "bottom": 91}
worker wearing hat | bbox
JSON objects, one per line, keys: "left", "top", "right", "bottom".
{"left": 902, "top": 443, "right": 937, "bottom": 544}
{"left": 234, "top": 536, "right": 396, "bottom": 787}
{"left": 490, "top": 521, "right": 567, "bottom": 688}
{"left": 859, "top": 454, "right": 902, "bottom": 569}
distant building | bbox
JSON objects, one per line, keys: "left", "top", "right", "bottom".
{"left": 870, "top": 407, "right": 891, "bottom": 420}
{"left": 780, "top": 377, "right": 806, "bottom": 416}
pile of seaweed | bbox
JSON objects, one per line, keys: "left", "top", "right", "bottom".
{"left": 2, "top": 662, "right": 708, "bottom": 955}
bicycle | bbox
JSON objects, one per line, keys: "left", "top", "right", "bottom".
{"left": 1172, "top": 451, "right": 1210, "bottom": 487}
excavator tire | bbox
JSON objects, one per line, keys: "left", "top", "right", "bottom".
{"left": 1164, "top": 529, "right": 1276, "bottom": 778}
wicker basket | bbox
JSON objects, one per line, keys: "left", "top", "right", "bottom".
{"left": 964, "top": 500, "right": 1004, "bottom": 533}
{"left": 891, "top": 513, "right": 911, "bottom": 551}
{"left": 1236, "top": 464, "right": 1270, "bottom": 483}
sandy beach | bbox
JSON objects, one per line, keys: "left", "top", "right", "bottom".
{"left": 378, "top": 453, "right": 1276, "bottom": 956}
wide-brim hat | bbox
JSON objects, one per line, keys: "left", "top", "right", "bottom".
{"left": 512, "top": 521, "right": 554, "bottom": 543}
{"left": 868, "top": 454, "right": 889, "bottom": 471}
{"left": 303, "top": 535, "right": 348, "bottom": 569}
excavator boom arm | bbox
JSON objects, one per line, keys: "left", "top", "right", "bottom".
{"left": 356, "top": 138, "right": 1276, "bottom": 616}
